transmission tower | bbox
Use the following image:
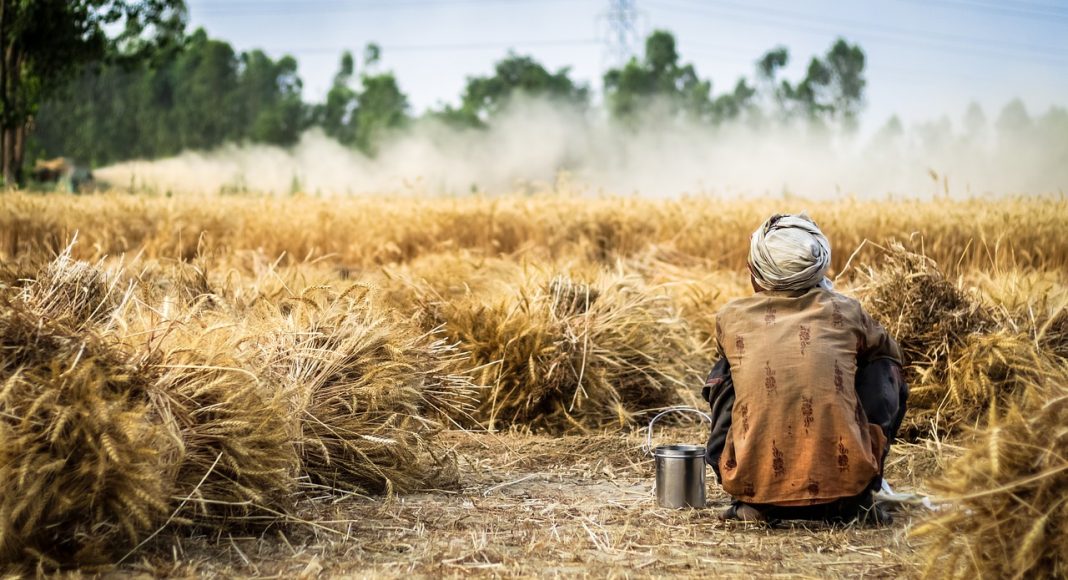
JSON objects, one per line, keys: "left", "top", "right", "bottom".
{"left": 603, "top": 0, "right": 640, "bottom": 66}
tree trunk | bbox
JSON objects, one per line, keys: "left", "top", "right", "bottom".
{"left": 0, "top": 130, "right": 8, "bottom": 186}
{"left": 12, "top": 121, "right": 22, "bottom": 184}
{"left": 0, "top": 0, "right": 9, "bottom": 186}
{"left": 1, "top": 44, "right": 23, "bottom": 187}
{"left": 8, "top": 49, "right": 20, "bottom": 185}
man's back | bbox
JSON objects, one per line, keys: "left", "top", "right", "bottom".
{"left": 714, "top": 287, "right": 900, "bottom": 506}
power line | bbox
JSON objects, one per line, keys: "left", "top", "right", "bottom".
{"left": 645, "top": 0, "right": 1068, "bottom": 68}
{"left": 191, "top": 0, "right": 1061, "bottom": 87}
{"left": 256, "top": 38, "right": 602, "bottom": 56}
{"left": 193, "top": 0, "right": 580, "bottom": 17}
{"left": 673, "top": 0, "right": 1066, "bottom": 56}
{"left": 895, "top": 0, "right": 1068, "bottom": 22}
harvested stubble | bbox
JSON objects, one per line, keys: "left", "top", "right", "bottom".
{"left": 392, "top": 260, "right": 700, "bottom": 432}
{"left": 912, "top": 363, "right": 1068, "bottom": 579}
{"left": 259, "top": 287, "right": 474, "bottom": 495}
{"left": 0, "top": 294, "right": 169, "bottom": 569}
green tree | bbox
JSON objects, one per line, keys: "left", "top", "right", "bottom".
{"left": 312, "top": 46, "right": 409, "bottom": 153}
{"left": 711, "top": 78, "right": 758, "bottom": 124}
{"left": 756, "top": 46, "right": 790, "bottom": 117}
{"left": 775, "top": 39, "right": 866, "bottom": 129}
{"left": 0, "top": 0, "right": 185, "bottom": 184}
{"left": 443, "top": 53, "right": 588, "bottom": 127}
{"left": 172, "top": 30, "right": 240, "bottom": 150}
{"left": 315, "top": 51, "right": 358, "bottom": 145}
{"left": 821, "top": 39, "right": 866, "bottom": 127}
{"left": 238, "top": 51, "right": 305, "bottom": 146}
{"left": 353, "top": 72, "right": 407, "bottom": 154}
{"left": 34, "top": 26, "right": 309, "bottom": 166}
{"left": 876, "top": 115, "right": 904, "bottom": 140}
{"left": 1034, "top": 106, "right": 1068, "bottom": 182}
{"left": 603, "top": 30, "right": 713, "bottom": 123}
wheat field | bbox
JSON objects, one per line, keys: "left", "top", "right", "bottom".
{"left": 1, "top": 190, "right": 1066, "bottom": 577}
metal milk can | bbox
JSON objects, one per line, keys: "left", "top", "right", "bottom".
{"left": 645, "top": 407, "right": 712, "bottom": 509}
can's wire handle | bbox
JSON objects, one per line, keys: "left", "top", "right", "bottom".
{"left": 643, "top": 407, "right": 713, "bottom": 456}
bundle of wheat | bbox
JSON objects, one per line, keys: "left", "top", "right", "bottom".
{"left": 625, "top": 251, "right": 752, "bottom": 349}
{"left": 413, "top": 267, "right": 699, "bottom": 432}
{"left": 144, "top": 320, "right": 299, "bottom": 524}
{"left": 0, "top": 296, "right": 168, "bottom": 569}
{"left": 856, "top": 243, "right": 993, "bottom": 370}
{"left": 940, "top": 331, "right": 1051, "bottom": 412}
{"left": 970, "top": 270, "right": 1068, "bottom": 362}
{"left": 259, "top": 287, "right": 473, "bottom": 495}
{"left": 20, "top": 243, "right": 129, "bottom": 326}
{"left": 1043, "top": 308, "right": 1068, "bottom": 359}
{"left": 377, "top": 253, "right": 527, "bottom": 323}
{"left": 853, "top": 243, "right": 1014, "bottom": 431}
{"left": 913, "top": 363, "right": 1068, "bottom": 579}
{"left": 134, "top": 258, "right": 218, "bottom": 314}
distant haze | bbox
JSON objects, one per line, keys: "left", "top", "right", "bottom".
{"left": 97, "top": 97, "right": 1067, "bottom": 197}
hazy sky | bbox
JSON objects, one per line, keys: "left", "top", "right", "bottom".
{"left": 188, "top": 0, "right": 1068, "bottom": 133}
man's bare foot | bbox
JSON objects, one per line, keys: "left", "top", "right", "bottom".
{"left": 718, "top": 503, "right": 767, "bottom": 522}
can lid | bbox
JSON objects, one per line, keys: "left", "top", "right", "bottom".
{"left": 653, "top": 444, "right": 705, "bottom": 458}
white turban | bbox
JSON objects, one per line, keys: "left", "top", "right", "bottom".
{"left": 748, "top": 212, "right": 832, "bottom": 291}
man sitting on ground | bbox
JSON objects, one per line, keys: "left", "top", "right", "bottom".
{"left": 703, "top": 213, "right": 908, "bottom": 525}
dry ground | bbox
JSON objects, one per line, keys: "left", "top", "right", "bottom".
{"left": 122, "top": 427, "right": 950, "bottom": 579}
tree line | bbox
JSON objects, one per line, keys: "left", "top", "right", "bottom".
{"left": 13, "top": 0, "right": 876, "bottom": 178}
{"left": 13, "top": 0, "right": 1063, "bottom": 184}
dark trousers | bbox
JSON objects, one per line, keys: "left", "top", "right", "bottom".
{"left": 744, "top": 490, "right": 875, "bottom": 522}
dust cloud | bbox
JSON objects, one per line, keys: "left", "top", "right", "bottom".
{"left": 96, "top": 97, "right": 1067, "bottom": 197}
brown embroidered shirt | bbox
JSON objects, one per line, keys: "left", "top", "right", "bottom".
{"left": 714, "top": 287, "right": 902, "bottom": 506}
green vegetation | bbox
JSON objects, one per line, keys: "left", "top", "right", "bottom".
{"left": 0, "top": 0, "right": 184, "bottom": 183}
{"left": 439, "top": 53, "right": 590, "bottom": 127}
{"left": 21, "top": 3, "right": 877, "bottom": 180}
{"left": 35, "top": 27, "right": 305, "bottom": 166}
{"left": 16, "top": 4, "right": 1067, "bottom": 188}
{"left": 311, "top": 45, "right": 409, "bottom": 153}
